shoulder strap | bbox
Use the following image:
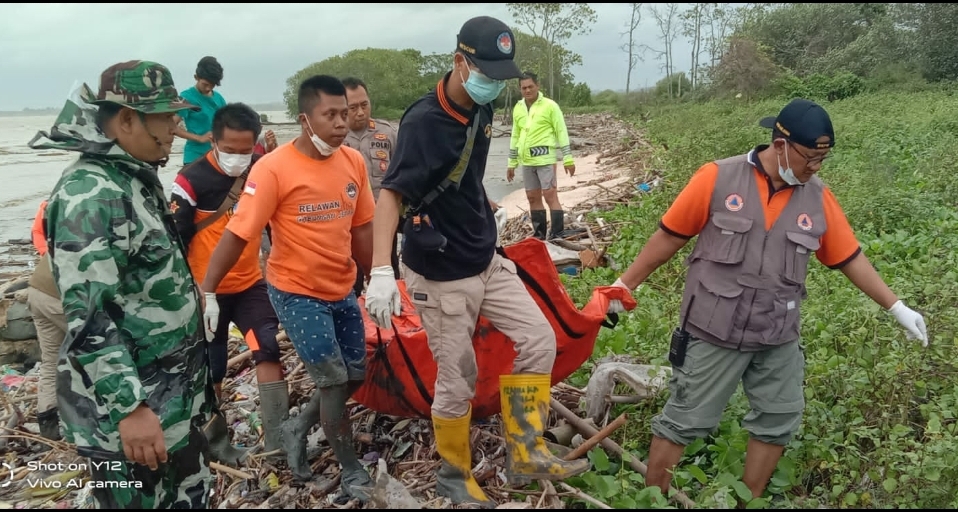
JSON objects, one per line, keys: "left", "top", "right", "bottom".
{"left": 195, "top": 172, "right": 247, "bottom": 233}
{"left": 415, "top": 113, "right": 482, "bottom": 210}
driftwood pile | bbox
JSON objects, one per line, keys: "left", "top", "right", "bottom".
{"left": 0, "top": 332, "right": 668, "bottom": 509}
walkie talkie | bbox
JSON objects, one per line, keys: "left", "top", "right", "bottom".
{"left": 669, "top": 296, "right": 695, "bottom": 368}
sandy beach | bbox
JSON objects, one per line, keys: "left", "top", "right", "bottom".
{"left": 496, "top": 153, "right": 634, "bottom": 220}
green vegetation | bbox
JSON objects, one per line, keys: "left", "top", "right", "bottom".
{"left": 553, "top": 2, "right": 958, "bottom": 507}
{"left": 561, "top": 89, "right": 958, "bottom": 509}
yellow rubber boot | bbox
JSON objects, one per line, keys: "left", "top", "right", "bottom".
{"left": 433, "top": 407, "right": 495, "bottom": 509}
{"left": 499, "top": 374, "right": 592, "bottom": 486}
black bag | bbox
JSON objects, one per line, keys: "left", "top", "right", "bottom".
{"left": 402, "top": 113, "right": 482, "bottom": 253}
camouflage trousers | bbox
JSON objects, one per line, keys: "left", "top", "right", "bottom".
{"left": 89, "top": 426, "right": 211, "bottom": 509}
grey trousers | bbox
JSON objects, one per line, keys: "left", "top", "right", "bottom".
{"left": 27, "top": 287, "right": 67, "bottom": 413}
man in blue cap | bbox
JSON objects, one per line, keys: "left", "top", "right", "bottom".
{"left": 606, "top": 97, "right": 929, "bottom": 502}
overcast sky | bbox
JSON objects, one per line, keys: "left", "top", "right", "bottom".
{"left": 0, "top": 3, "right": 696, "bottom": 111}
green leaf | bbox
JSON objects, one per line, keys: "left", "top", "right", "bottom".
{"left": 882, "top": 478, "right": 898, "bottom": 493}
{"left": 844, "top": 492, "right": 859, "bottom": 506}
{"left": 731, "top": 481, "right": 754, "bottom": 502}
{"left": 687, "top": 465, "right": 708, "bottom": 485}
{"left": 589, "top": 447, "right": 611, "bottom": 473}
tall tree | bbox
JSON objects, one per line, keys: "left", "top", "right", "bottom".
{"left": 419, "top": 53, "right": 449, "bottom": 89}
{"left": 501, "top": 29, "right": 583, "bottom": 116}
{"left": 647, "top": 3, "right": 682, "bottom": 98}
{"left": 915, "top": 3, "right": 958, "bottom": 81}
{"left": 712, "top": 35, "right": 778, "bottom": 101}
{"left": 620, "top": 3, "right": 645, "bottom": 94}
{"left": 283, "top": 48, "right": 426, "bottom": 118}
{"left": 703, "top": 3, "right": 733, "bottom": 70}
{"left": 506, "top": 3, "right": 598, "bottom": 101}
{"left": 681, "top": 4, "right": 705, "bottom": 89}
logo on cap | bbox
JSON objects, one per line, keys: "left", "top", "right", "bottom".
{"left": 497, "top": 32, "right": 513, "bottom": 54}
{"left": 724, "top": 193, "right": 744, "bottom": 212}
{"left": 797, "top": 213, "right": 813, "bottom": 231}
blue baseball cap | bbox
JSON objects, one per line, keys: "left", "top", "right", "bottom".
{"left": 759, "top": 98, "right": 835, "bottom": 149}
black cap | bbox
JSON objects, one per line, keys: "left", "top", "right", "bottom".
{"left": 456, "top": 16, "right": 522, "bottom": 80}
{"left": 759, "top": 98, "right": 835, "bottom": 149}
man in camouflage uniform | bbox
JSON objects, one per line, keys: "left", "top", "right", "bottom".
{"left": 28, "top": 61, "right": 215, "bottom": 509}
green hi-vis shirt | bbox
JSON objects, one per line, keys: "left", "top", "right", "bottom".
{"left": 508, "top": 91, "right": 574, "bottom": 169}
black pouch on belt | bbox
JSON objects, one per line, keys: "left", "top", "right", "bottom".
{"left": 399, "top": 113, "right": 481, "bottom": 253}
{"left": 402, "top": 213, "right": 447, "bottom": 252}
{"left": 669, "top": 296, "right": 695, "bottom": 368}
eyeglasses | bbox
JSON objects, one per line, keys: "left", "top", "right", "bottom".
{"left": 789, "top": 143, "right": 831, "bottom": 165}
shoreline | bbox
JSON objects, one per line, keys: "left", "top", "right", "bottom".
{"left": 497, "top": 153, "right": 634, "bottom": 220}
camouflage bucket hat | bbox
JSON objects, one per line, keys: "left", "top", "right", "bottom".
{"left": 91, "top": 60, "right": 199, "bottom": 113}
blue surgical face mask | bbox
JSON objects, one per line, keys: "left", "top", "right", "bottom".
{"left": 459, "top": 67, "right": 505, "bottom": 105}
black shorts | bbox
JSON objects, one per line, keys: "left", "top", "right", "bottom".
{"left": 208, "top": 279, "right": 281, "bottom": 383}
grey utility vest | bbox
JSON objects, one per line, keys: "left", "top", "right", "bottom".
{"left": 679, "top": 153, "right": 827, "bottom": 352}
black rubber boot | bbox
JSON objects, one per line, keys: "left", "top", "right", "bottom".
{"left": 203, "top": 411, "right": 250, "bottom": 467}
{"left": 37, "top": 408, "right": 61, "bottom": 441}
{"left": 530, "top": 210, "right": 548, "bottom": 240}
{"left": 280, "top": 389, "right": 323, "bottom": 481}
{"left": 258, "top": 381, "right": 290, "bottom": 460}
{"left": 549, "top": 210, "right": 565, "bottom": 239}
{"left": 549, "top": 210, "right": 585, "bottom": 239}
{"left": 321, "top": 383, "right": 373, "bottom": 502}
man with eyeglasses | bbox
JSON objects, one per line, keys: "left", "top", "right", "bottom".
{"left": 605, "top": 97, "right": 929, "bottom": 503}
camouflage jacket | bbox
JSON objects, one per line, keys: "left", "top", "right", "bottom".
{"left": 28, "top": 84, "right": 213, "bottom": 460}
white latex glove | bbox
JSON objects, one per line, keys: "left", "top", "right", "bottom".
{"left": 494, "top": 207, "right": 508, "bottom": 234}
{"left": 607, "top": 278, "right": 633, "bottom": 315}
{"left": 887, "top": 300, "right": 929, "bottom": 347}
{"left": 203, "top": 292, "right": 219, "bottom": 342}
{"left": 365, "top": 266, "right": 401, "bottom": 329}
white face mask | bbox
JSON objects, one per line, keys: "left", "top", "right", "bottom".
{"left": 777, "top": 142, "right": 802, "bottom": 186}
{"left": 303, "top": 116, "right": 339, "bottom": 156}
{"left": 214, "top": 145, "right": 252, "bottom": 177}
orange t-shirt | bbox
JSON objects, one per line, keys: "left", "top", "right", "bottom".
{"left": 31, "top": 200, "right": 48, "bottom": 256}
{"left": 226, "top": 141, "right": 375, "bottom": 301}
{"left": 660, "top": 157, "right": 861, "bottom": 269}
